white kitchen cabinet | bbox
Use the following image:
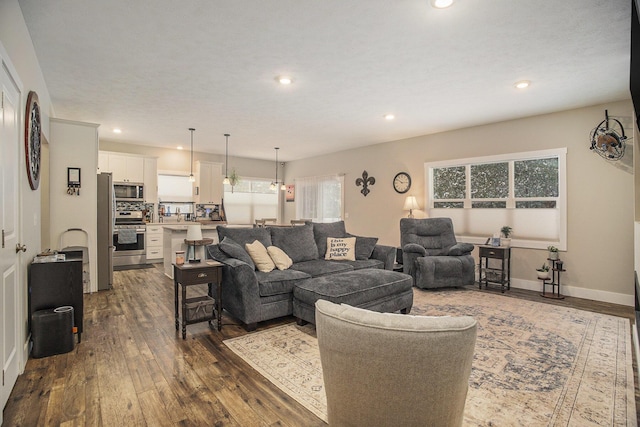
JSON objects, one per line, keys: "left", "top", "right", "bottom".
{"left": 98, "top": 152, "right": 109, "bottom": 173}
{"left": 195, "top": 161, "right": 223, "bottom": 204}
{"left": 146, "top": 225, "right": 164, "bottom": 261}
{"left": 109, "top": 153, "right": 144, "bottom": 183}
{"left": 143, "top": 157, "right": 158, "bottom": 204}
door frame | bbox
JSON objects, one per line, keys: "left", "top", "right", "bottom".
{"left": 0, "top": 40, "right": 25, "bottom": 423}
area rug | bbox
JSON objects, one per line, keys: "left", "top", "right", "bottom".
{"left": 223, "top": 289, "right": 637, "bottom": 426}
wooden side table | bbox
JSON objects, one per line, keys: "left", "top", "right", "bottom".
{"left": 174, "top": 260, "right": 223, "bottom": 339}
{"left": 478, "top": 245, "right": 511, "bottom": 293}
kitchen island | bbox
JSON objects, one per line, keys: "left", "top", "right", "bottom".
{"left": 163, "top": 225, "right": 220, "bottom": 279}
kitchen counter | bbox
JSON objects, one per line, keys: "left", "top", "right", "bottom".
{"left": 162, "top": 224, "right": 219, "bottom": 231}
{"left": 145, "top": 221, "right": 226, "bottom": 226}
{"left": 163, "top": 226, "right": 219, "bottom": 279}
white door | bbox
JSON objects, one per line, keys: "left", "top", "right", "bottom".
{"left": 0, "top": 57, "right": 21, "bottom": 419}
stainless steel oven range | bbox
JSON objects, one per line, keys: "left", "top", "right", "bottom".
{"left": 113, "top": 211, "right": 146, "bottom": 266}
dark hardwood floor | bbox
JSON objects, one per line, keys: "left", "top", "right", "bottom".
{"left": 2, "top": 265, "right": 638, "bottom": 426}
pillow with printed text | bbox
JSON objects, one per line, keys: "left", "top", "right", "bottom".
{"left": 325, "top": 237, "right": 356, "bottom": 261}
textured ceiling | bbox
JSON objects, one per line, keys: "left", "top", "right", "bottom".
{"left": 18, "top": 0, "right": 631, "bottom": 161}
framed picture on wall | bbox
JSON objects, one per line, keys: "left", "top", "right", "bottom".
{"left": 286, "top": 185, "right": 295, "bottom": 202}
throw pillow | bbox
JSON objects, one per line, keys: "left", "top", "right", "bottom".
{"left": 312, "top": 221, "right": 347, "bottom": 257}
{"left": 347, "top": 234, "right": 379, "bottom": 260}
{"left": 245, "top": 240, "right": 275, "bottom": 272}
{"left": 267, "top": 246, "right": 293, "bottom": 270}
{"left": 269, "top": 224, "right": 319, "bottom": 263}
{"left": 219, "top": 237, "right": 255, "bottom": 269}
{"left": 325, "top": 237, "right": 356, "bottom": 261}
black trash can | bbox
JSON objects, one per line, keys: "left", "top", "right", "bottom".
{"left": 31, "top": 306, "right": 75, "bottom": 358}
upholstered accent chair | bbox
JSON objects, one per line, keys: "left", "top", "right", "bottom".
{"left": 316, "top": 299, "right": 477, "bottom": 427}
{"left": 400, "top": 217, "right": 475, "bottom": 289}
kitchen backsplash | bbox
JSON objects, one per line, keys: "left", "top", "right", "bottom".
{"left": 116, "top": 201, "right": 156, "bottom": 222}
{"left": 116, "top": 201, "right": 153, "bottom": 212}
{"left": 156, "top": 202, "right": 224, "bottom": 222}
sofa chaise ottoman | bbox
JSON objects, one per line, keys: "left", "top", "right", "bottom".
{"left": 206, "top": 221, "right": 397, "bottom": 331}
{"left": 293, "top": 269, "right": 414, "bottom": 325}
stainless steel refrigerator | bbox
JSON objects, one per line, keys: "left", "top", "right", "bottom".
{"left": 97, "top": 172, "right": 114, "bottom": 290}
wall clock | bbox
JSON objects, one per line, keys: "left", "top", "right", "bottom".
{"left": 393, "top": 172, "right": 411, "bottom": 194}
{"left": 25, "top": 91, "right": 41, "bottom": 190}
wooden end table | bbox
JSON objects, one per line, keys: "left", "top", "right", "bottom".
{"left": 173, "top": 260, "right": 223, "bottom": 339}
{"left": 478, "top": 245, "right": 511, "bottom": 293}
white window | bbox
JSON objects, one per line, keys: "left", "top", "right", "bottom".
{"left": 223, "top": 178, "right": 277, "bottom": 225}
{"left": 295, "top": 174, "right": 344, "bottom": 222}
{"left": 426, "top": 148, "right": 567, "bottom": 250}
{"left": 158, "top": 173, "right": 193, "bottom": 202}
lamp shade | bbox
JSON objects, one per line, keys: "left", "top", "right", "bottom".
{"left": 186, "top": 224, "right": 203, "bottom": 241}
{"left": 403, "top": 196, "right": 419, "bottom": 211}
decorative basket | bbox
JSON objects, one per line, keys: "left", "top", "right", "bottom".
{"left": 185, "top": 296, "right": 215, "bottom": 322}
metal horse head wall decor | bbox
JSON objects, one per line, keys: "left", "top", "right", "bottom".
{"left": 355, "top": 170, "right": 375, "bottom": 196}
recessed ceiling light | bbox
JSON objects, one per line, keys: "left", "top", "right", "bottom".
{"left": 177, "top": 146, "right": 183, "bottom": 150}
{"left": 515, "top": 80, "right": 530, "bottom": 89}
{"left": 384, "top": 114, "right": 395, "bottom": 121}
{"left": 113, "top": 128, "right": 122, "bottom": 134}
{"left": 276, "top": 76, "right": 293, "bottom": 85}
{"left": 431, "top": 0, "right": 454, "bottom": 9}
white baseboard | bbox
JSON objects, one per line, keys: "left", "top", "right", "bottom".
{"left": 634, "top": 325, "right": 640, "bottom": 384}
{"left": 22, "top": 335, "right": 30, "bottom": 371}
{"left": 509, "top": 278, "right": 634, "bottom": 307}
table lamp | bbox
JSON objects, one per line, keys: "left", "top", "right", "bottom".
{"left": 403, "top": 196, "right": 420, "bottom": 218}
{"left": 186, "top": 224, "right": 203, "bottom": 262}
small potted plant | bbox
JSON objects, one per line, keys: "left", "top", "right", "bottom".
{"left": 228, "top": 168, "right": 240, "bottom": 193}
{"left": 500, "top": 226, "right": 512, "bottom": 247}
{"left": 547, "top": 245, "right": 559, "bottom": 260}
{"left": 536, "top": 263, "right": 550, "bottom": 279}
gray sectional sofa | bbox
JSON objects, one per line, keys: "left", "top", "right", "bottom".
{"left": 206, "top": 221, "right": 397, "bottom": 331}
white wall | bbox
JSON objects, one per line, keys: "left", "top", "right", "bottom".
{"left": 50, "top": 119, "right": 99, "bottom": 292}
{"left": 0, "top": 0, "right": 53, "bottom": 367}
{"left": 284, "top": 101, "right": 635, "bottom": 305}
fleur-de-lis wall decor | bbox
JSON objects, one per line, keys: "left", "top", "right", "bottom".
{"left": 355, "top": 170, "right": 375, "bottom": 196}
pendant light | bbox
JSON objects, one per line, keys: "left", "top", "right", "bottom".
{"left": 188, "top": 127, "right": 196, "bottom": 182}
{"left": 270, "top": 147, "right": 279, "bottom": 190}
{"left": 222, "top": 133, "right": 231, "bottom": 185}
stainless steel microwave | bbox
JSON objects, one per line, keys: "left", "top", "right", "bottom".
{"left": 114, "top": 182, "right": 144, "bottom": 201}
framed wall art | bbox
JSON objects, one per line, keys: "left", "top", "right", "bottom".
{"left": 286, "top": 184, "right": 295, "bottom": 202}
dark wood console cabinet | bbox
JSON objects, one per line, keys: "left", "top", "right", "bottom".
{"left": 28, "top": 252, "right": 84, "bottom": 343}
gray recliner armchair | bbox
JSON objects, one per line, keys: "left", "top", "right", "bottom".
{"left": 400, "top": 218, "right": 475, "bottom": 289}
